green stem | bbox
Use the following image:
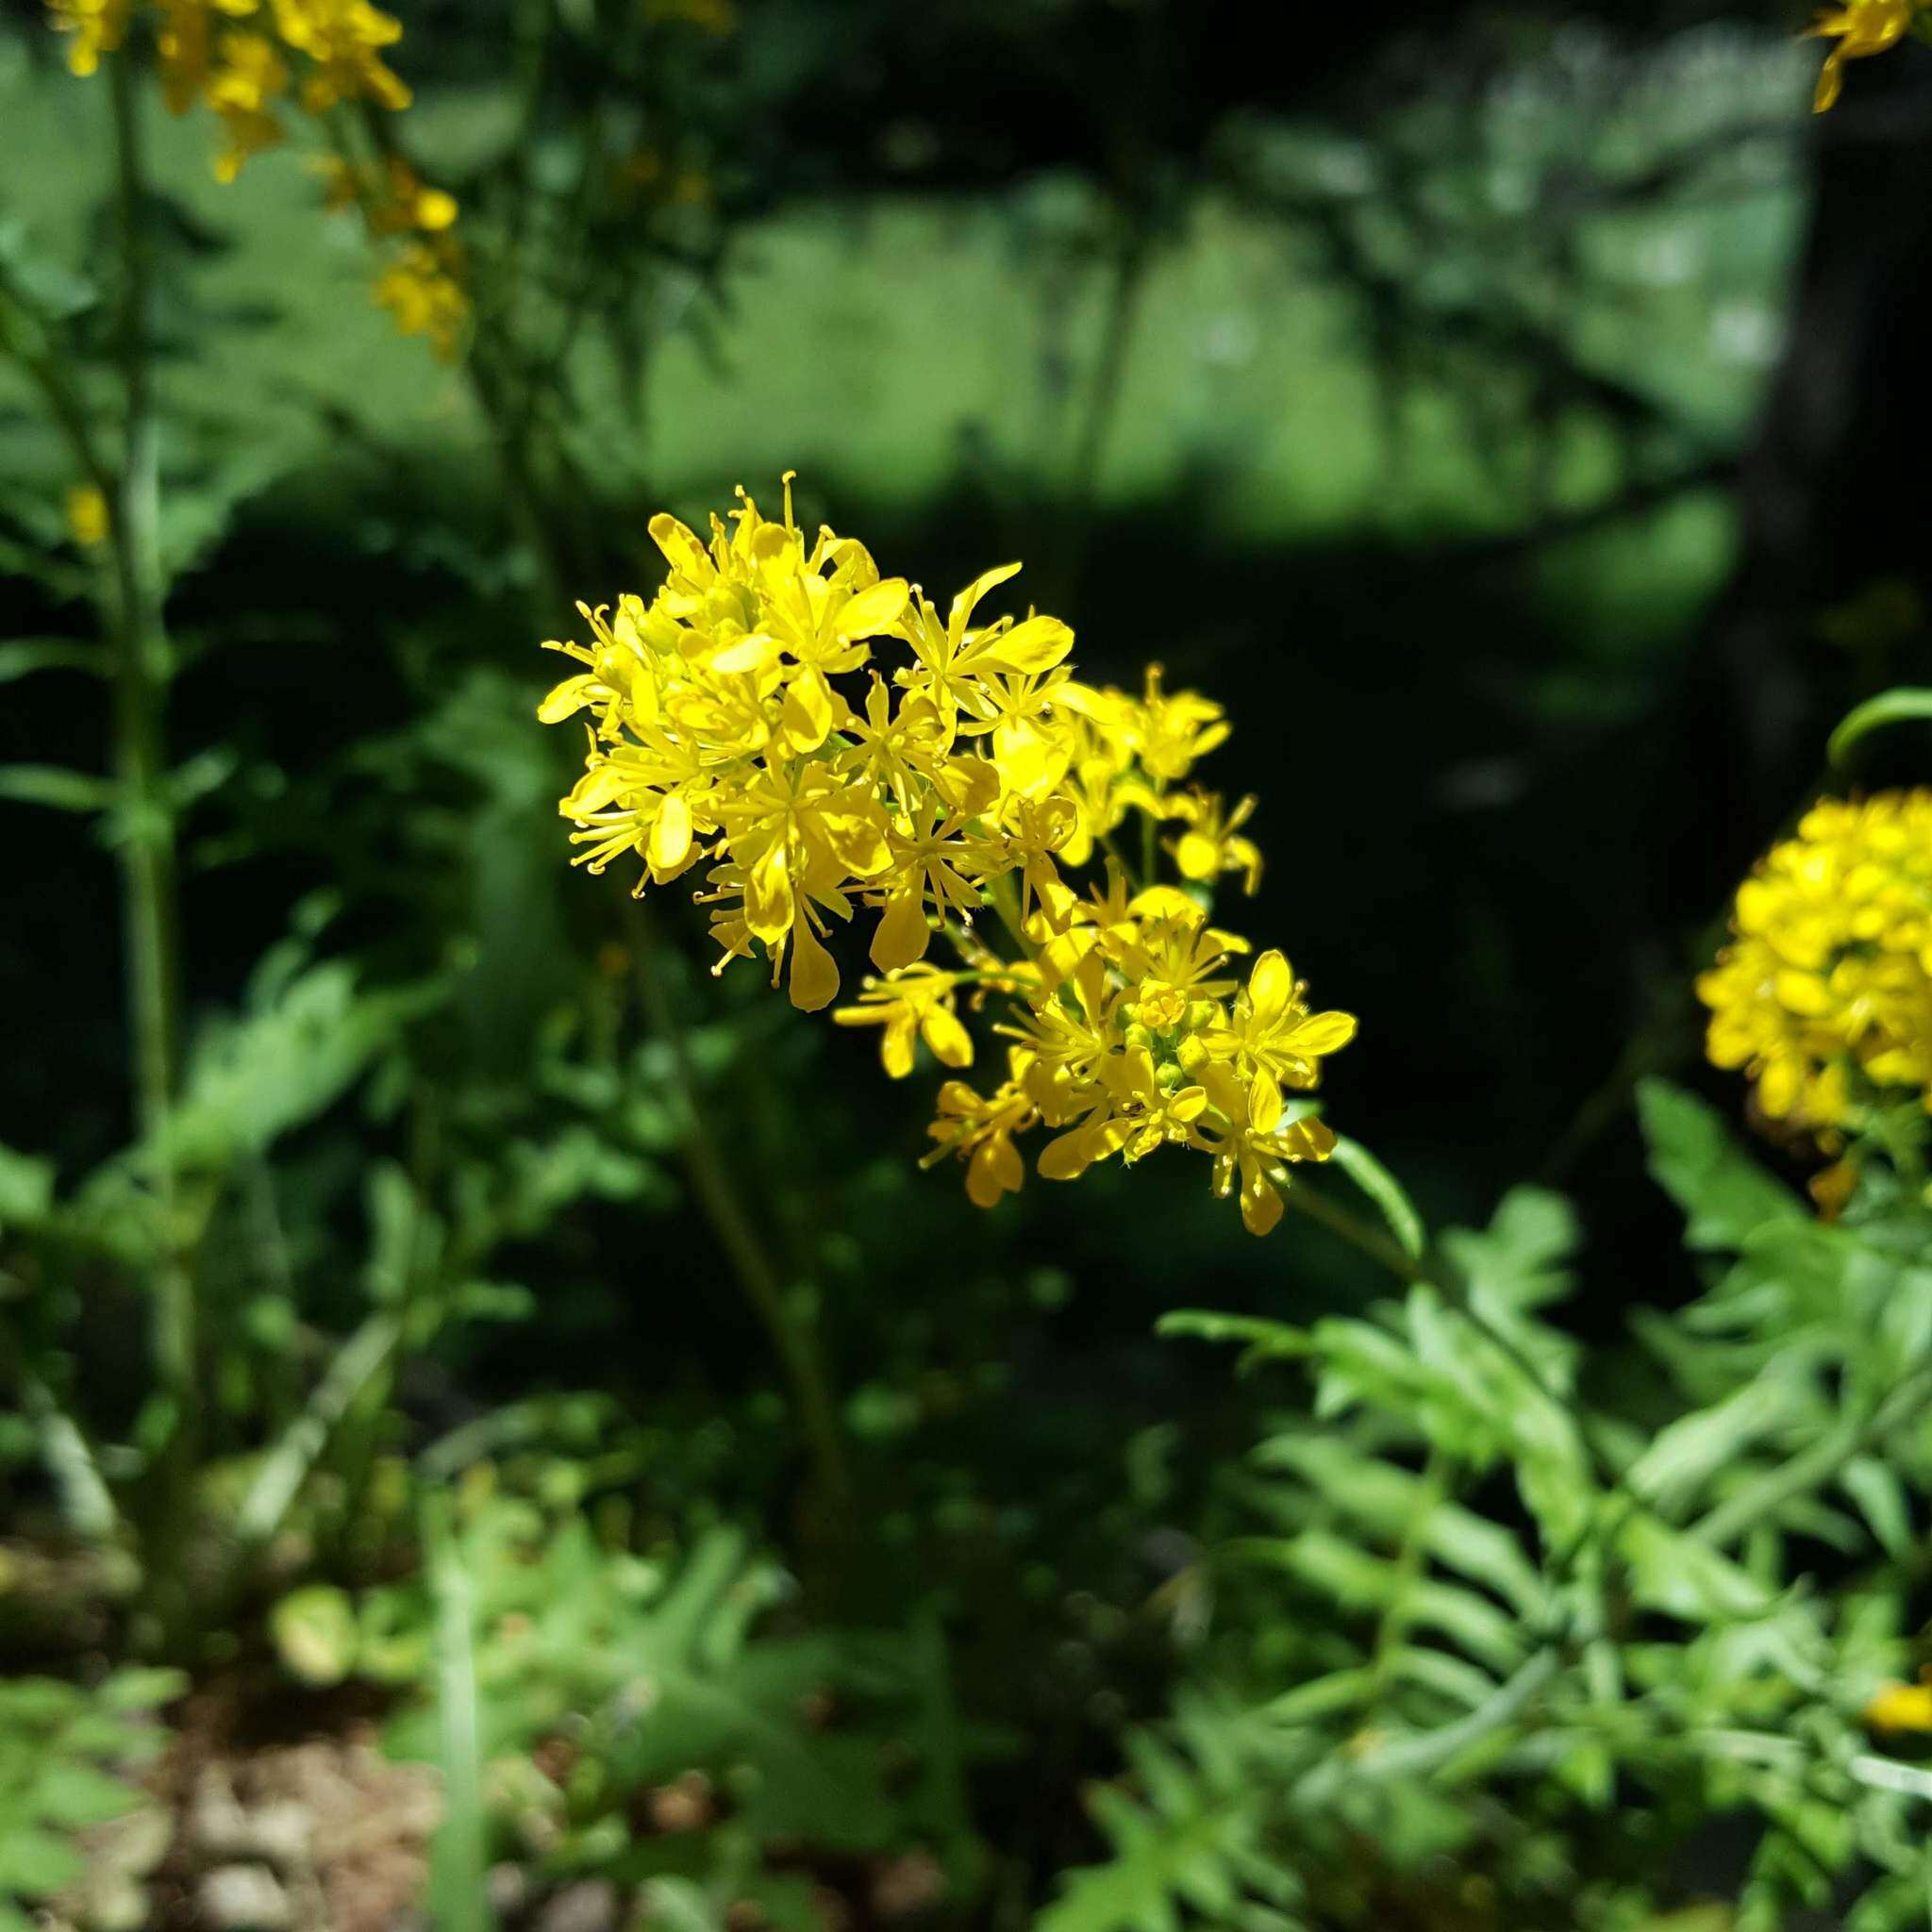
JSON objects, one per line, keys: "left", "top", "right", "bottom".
{"left": 625, "top": 903, "right": 853, "bottom": 1511}
{"left": 108, "top": 48, "right": 194, "bottom": 1649}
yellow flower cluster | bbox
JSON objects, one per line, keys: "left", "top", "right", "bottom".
{"left": 320, "top": 156, "right": 466, "bottom": 360}
{"left": 1699, "top": 792, "right": 1932, "bottom": 1141}
{"left": 541, "top": 480, "right": 1357, "bottom": 1235}
{"left": 49, "top": 0, "right": 464, "bottom": 356}
{"left": 1807, "top": 0, "right": 1926, "bottom": 112}
{"left": 52, "top": 0, "right": 411, "bottom": 178}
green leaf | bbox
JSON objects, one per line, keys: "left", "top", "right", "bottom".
{"left": 0, "top": 1825, "right": 82, "bottom": 1898}
{"left": 31, "top": 1763, "right": 138, "bottom": 1829}
{"left": 0, "top": 766, "right": 117, "bottom": 813}
{"left": 157, "top": 962, "right": 445, "bottom": 1174}
{"left": 1840, "top": 1457, "right": 1912, "bottom": 1558}
{"left": 1621, "top": 1515, "right": 1770, "bottom": 1620}
{"left": 1330, "top": 1135, "right": 1425, "bottom": 1258}
{"left": 1828, "top": 687, "right": 1932, "bottom": 769}
{"left": 95, "top": 1669, "right": 187, "bottom": 1714}
{"left": 423, "top": 1500, "right": 493, "bottom": 1932}
{"left": 0, "top": 1144, "right": 55, "bottom": 1230}
{"left": 1638, "top": 1080, "right": 1802, "bottom": 1252}
{"left": 0, "top": 640, "right": 102, "bottom": 683}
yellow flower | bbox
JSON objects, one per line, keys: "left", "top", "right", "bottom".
{"left": 1167, "top": 790, "right": 1263, "bottom": 895}
{"left": 923, "top": 1051, "right": 1036, "bottom": 1208}
{"left": 1807, "top": 0, "right": 1922, "bottom": 111}
{"left": 205, "top": 29, "right": 290, "bottom": 181}
{"left": 270, "top": 0, "right": 410, "bottom": 111}
{"left": 1204, "top": 950, "right": 1357, "bottom": 1134}
{"left": 47, "top": 0, "right": 130, "bottom": 76}
{"left": 153, "top": 0, "right": 261, "bottom": 115}
{"left": 322, "top": 155, "right": 458, "bottom": 236}
{"left": 542, "top": 479, "right": 1357, "bottom": 1230}
{"left": 374, "top": 242, "right": 468, "bottom": 360}
{"left": 64, "top": 483, "right": 110, "bottom": 549}
{"left": 1866, "top": 1675, "right": 1932, "bottom": 1732}
{"left": 833, "top": 966, "right": 974, "bottom": 1079}
{"left": 1699, "top": 791, "right": 1932, "bottom": 1142}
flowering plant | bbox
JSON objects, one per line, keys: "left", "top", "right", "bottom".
{"left": 541, "top": 480, "right": 1356, "bottom": 1234}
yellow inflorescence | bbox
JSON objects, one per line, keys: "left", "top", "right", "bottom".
{"left": 64, "top": 483, "right": 111, "bottom": 548}
{"left": 540, "top": 480, "right": 1357, "bottom": 1236}
{"left": 1699, "top": 791, "right": 1932, "bottom": 1141}
{"left": 48, "top": 0, "right": 464, "bottom": 357}
{"left": 1807, "top": 0, "right": 1924, "bottom": 111}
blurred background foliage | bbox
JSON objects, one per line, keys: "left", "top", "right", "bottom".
{"left": 6, "top": 0, "right": 1932, "bottom": 1926}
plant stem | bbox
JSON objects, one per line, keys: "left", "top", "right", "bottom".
{"left": 625, "top": 903, "right": 854, "bottom": 1511}
{"left": 108, "top": 49, "right": 195, "bottom": 1650}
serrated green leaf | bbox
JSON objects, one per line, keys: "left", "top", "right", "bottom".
{"left": 1638, "top": 1081, "right": 1802, "bottom": 1252}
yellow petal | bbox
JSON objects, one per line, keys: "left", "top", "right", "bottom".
{"left": 1174, "top": 832, "right": 1219, "bottom": 882}
{"left": 649, "top": 512, "right": 710, "bottom": 577}
{"left": 1249, "top": 1069, "right": 1283, "bottom": 1134}
{"left": 967, "top": 1134, "right": 1022, "bottom": 1208}
{"left": 983, "top": 614, "right": 1073, "bottom": 675}
{"left": 1287, "top": 1011, "right": 1357, "bottom": 1056}
{"left": 744, "top": 843, "right": 792, "bottom": 942}
{"left": 538, "top": 674, "right": 597, "bottom": 723}
{"left": 838, "top": 577, "right": 910, "bottom": 640}
{"left": 1247, "top": 951, "right": 1292, "bottom": 1024}
{"left": 788, "top": 915, "right": 840, "bottom": 1012}
{"left": 648, "top": 791, "right": 693, "bottom": 874}
{"left": 881, "top": 1013, "right": 915, "bottom": 1079}
{"left": 921, "top": 1005, "right": 974, "bottom": 1070}
{"left": 949, "top": 562, "right": 1023, "bottom": 633}
{"left": 871, "top": 890, "right": 931, "bottom": 973}
{"left": 1037, "top": 1126, "right": 1096, "bottom": 1181}
{"left": 779, "top": 667, "right": 834, "bottom": 753}
{"left": 1241, "top": 1170, "right": 1284, "bottom": 1236}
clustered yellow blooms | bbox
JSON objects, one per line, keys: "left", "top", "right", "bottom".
{"left": 47, "top": 0, "right": 463, "bottom": 356}
{"left": 1807, "top": 0, "right": 1927, "bottom": 111}
{"left": 541, "top": 480, "right": 1357, "bottom": 1236}
{"left": 1699, "top": 792, "right": 1932, "bottom": 1144}
{"left": 319, "top": 155, "right": 466, "bottom": 360}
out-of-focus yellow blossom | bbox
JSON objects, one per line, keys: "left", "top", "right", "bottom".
{"left": 1807, "top": 0, "right": 1925, "bottom": 111}
{"left": 48, "top": 0, "right": 416, "bottom": 179}
{"left": 315, "top": 156, "right": 466, "bottom": 355}
{"left": 269, "top": 0, "right": 408, "bottom": 111}
{"left": 1866, "top": 1674, "right": 1932, "bottom": 1732}
{"left": 204, "top": 29, "right": 288, "bottom": 180}
{"left": 320, "top": 154, "right": 456, "bottom": 235}
{"left": 542, "top": 479, "right": 1357, "bottom": 1235}
{"left": 374, "top": 241, "right": 467, "bottom": 360}
{"left": 65, "top": 483, "right": 110, "bottom": 548}
{"left": 48, "top": 0, "right": 130, "bottom": 75}
{"left": 1699, "top": 791, "right": 1932, "bottom": 1144}
{"left": 152, "top": 0, "right": 258, "bottom": 112}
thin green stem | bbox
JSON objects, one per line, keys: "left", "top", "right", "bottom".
{"left": 108, "top": 48, "right": 195, "bottom": 1652}
{"left": 625, "top": 903, "right": 853, "bottom": 1511}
